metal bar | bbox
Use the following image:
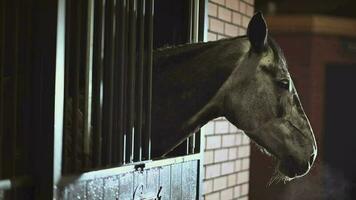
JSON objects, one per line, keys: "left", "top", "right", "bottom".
{"left": 112, "top": 0, "right": 127, "bottom": 165}
{"left": 92, "top": 0, "right": 106, "bottom": 168}
{"left": 71, "top": 0, "right": 82, "bottom": 172}
{"left": 102, "top": 0, "right": 115, "bottom": 166}
{"left": 53, "top": 0, "right": 66, "bottom": 184}
{"left": 198, "top": 0, "right": 207, "bottom": 42}
{"left": 143, "top": 0, "right": 153, "bottom": 161}
{"left": 134, "top": 0, "right": 145, "bottom": 162}
{"left": 12, "top": 0, "right": 19, "bottom": 183}
{"left": 193, "top": 0, "right": 200, "bottom": 42}
{"left": 0, "top": 0, "right": 4, "bottom": 179}
{"left": 126, "top": 0, "right": 137, "bottom": 164}
{"left": 83, "top": 0, "right": 95, "bottom": 168}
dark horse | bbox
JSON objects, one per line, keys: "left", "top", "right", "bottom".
{"left": 152, "top": 12, "right": 317, "bottom": 181}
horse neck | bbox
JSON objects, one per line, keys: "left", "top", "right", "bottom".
{"left": 153, "top": 36, "right": 248, "bottom": 126}
{"left": 151, "top": 37, "right": 249, "bottom": 157}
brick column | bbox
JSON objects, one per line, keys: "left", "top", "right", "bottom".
{"left": 202, "top": 0, "right": 254, "bottom": 199}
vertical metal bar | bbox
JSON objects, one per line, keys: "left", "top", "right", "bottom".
{"left": 142, "top": 0, "right": 153, "bottom": 161}
{"left": 0, "top": 0, "right": 4, "bottom": 179}
{"left": 62, "top": 0, "right": 71, "bottom": 174}
{"left": 112, "top": 0, "right": 127, "bottom": 165}
{"left": 83, "top": 0, "right": 95, "bottom": 168}
{"left": 198, "top": 0, "right": 207, "bottom": 42}
{"left": 125, "top": 0, "right": 137, "bottom": 163}
{"left": 54, "top": 0, "right": 66, "bottom": 185}
{"left": 134, "top": 0, "right": 145, "bottom": 162}
{"left": 92, "top": 0, "right": 106, "bottom": 168}
{"left": 102, "top": 0, "right": 115, "bottom": 166}
{"left": 71, "top": 0, "right": 82, "bottom": 172}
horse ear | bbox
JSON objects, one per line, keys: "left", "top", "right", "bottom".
{"left": 247, "top": 11, "right": 268, "bottom": 52}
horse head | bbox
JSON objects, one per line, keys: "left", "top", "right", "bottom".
{"left": 222, "top": 12, "right": 317, "bottom": 181}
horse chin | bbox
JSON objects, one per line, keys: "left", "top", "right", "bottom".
{"left": 251, "top": 141, "right": 295, "bottom": 184}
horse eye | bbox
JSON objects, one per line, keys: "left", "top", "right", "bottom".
{"left": 277, "top": 79, "right": 290, "bottom": 90}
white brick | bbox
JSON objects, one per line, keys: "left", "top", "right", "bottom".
{"left": 206, "top": 164, "right": 221, "bottom": 179}
{"left": 239, "top": 196, "right": 248, "bottom": 200}
{"left": 203, "top": 121, "right": 215, "bottom": 135}
{"left": 242, "top": 16, "right": 250, "bottom": 28}
{"left": 215, "top": 120, "right": 229, "bottom": 134}
{"left": 205, "top": 192, "right": 220, "bottom": 200}
{"left": 228, "top": 147, "right": 237, "bottom": 160}
{"left": 241, "top": 183, "right": 249, "bottom": 195}
{"left": 237, "top": 146, "right": 250, "bottom": 158}
{"left": 225, "top": 0, "right": 239, "bottom": 11}
{"left": 221, "top": 161, "right": 234, "bottom": 175}
{"left": 228, "top": 174, "right": 236, "bottom": 186}
{"left": 210, "top": 0, "right": 225, "bottom": 6}
{"left": 203, "top": 179, "right": 213, "bottom": 194}
{"left": 234, "top": 185, "right": 241, "bottom": 198}
{"left": 221, "top": 188, "right": 234, "bottom": 200}
{"left": 207, "top": 32, "right": 217, "bottom": 42}
{"left": 206, "top": 135, "right": 221, "bottom": 149}
{"left": 235, "top": 159, "right": 242, "bottom": 172}
{"left": 229, "top": 123, "right": 238, "bottom": 132}
{"left": 210, "top": 18, "right": 224, "bottom": 34}
{"left": 218, "top": 34, "right": 227, "bottom": 40}
{"left": 242, "top": 158, "right": 250, "bottom": 170}
{"left": 214, "top": 149, "right": 228, "bottom": 162}
{"left": 222, "top": 134, "right": 235, "bottom": 147}
{"left": 239, "top": 28, "right": 247, "bottom": 35}
{"left": 246, "top": 4, "right": 254, "bottom": 17}
{"left": 235, "top": 133, "right": 242, "bottom": 145}
{"left": 237, "top": 171, "right": 249, "bottom": 184}
{"left": 244, "top": 0, "right": 254, "bottom": 5}
{"left": 225, "top": 23, "right": 238, "bottom": 37}
{"left": 242, "top": 133, "right": 250, "bottom": 144}
{"left": 204, "top": 151, "right": 214, "bottom": 165}
{"left": 239, "top": 1, "right": 247, "bottom": 13}
{"left": 213, "top": 176, "right": 227, "bottom": 191}
{"left": 232, "top": 12, "right": 242, "bottom": 25}
{"left": 208, "top": 3, "right": 218, "bottom": 17}
{"left": 218, "top": 6, "right": 232, "bottom": 22}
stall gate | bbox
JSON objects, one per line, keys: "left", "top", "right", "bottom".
{"left": 0, "top": 0, "right": 207, "bottom": 199}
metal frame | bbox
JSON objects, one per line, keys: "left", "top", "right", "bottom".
{"left": 0, "top": 0, "right": 207, "bottom": 199}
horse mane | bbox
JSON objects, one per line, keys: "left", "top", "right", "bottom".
{"left": 153, "top": 35, "right": 247, "bottom": 72}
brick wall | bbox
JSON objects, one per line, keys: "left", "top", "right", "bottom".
{"left": 201, "top": 1, "right": 254, "bottom": 199}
